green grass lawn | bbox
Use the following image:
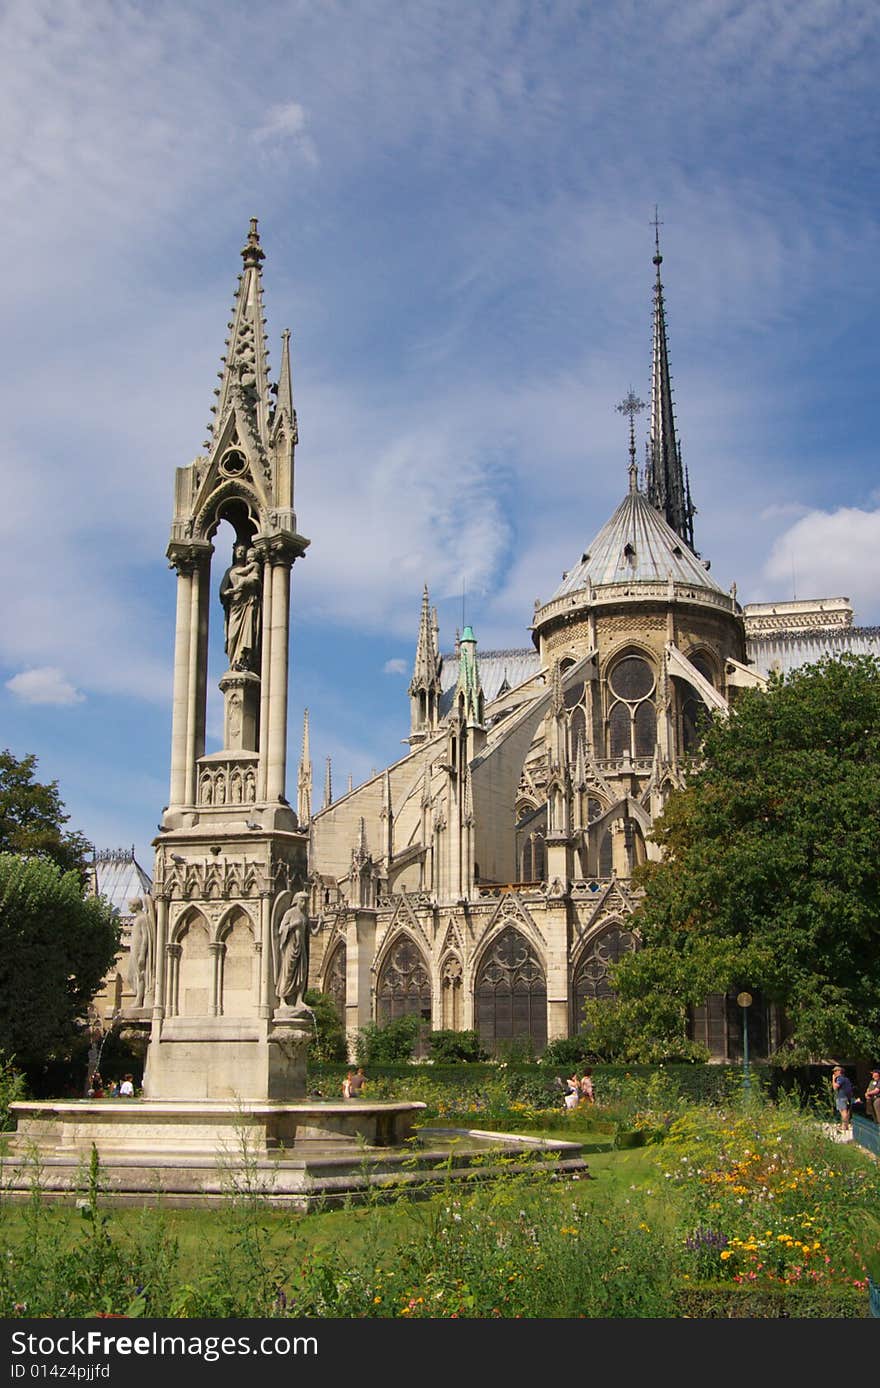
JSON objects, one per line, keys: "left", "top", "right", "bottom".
{"left": 0, "top": 1136, "right": 662, "bottom": 1282}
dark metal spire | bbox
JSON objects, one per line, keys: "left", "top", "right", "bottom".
{"left": 645, "top": 210, "right": 696, "bottom": 551}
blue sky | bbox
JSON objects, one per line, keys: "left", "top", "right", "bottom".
{"left": 1, "top": 0, "right": 879, "bottom": 870}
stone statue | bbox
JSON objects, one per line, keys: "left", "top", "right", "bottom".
{"left": 275, "top": 890, "right": 319, "bottom": 1011}
{"left": 127, "top": 895, "right": 155, "bottom": 1009}
{"left": 220, "top": 542, "right": 262, "bottom": 672}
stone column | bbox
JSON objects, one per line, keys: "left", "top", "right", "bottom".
{"left": 166, "top": 943, "right": 182, "bottom": 1017}
{"left": 168, "top": 562, "right": 193, "bottom": 808}
{"left": 258, "top": 890, "right": 273, "bottom": 1018}
{"left": 210, "top": 941, "right": 224, "bottom": 1015}
{"left": 152, "top": 895, "right": 168, "bottom": 1025}
{"left": 257, "top": 558, "right": 274, "bottom": 802}
{"left": 184, "top": 556, "right": 209, "bottom": 805}
{"left": 266, "top": 558, "right": 292, "bottom": 803}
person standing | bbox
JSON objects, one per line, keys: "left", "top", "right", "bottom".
{"left": 832, "top": 1065, "right": 853, "bottom": 1134}
{"left": 348, "top": 1067, "right": 367, "bottom": 1098}
{"left": 341, "top": 1071, "right": 353, "bottom": 1099}
{"left": 865, "top": 1067, "right": 880, "bottom": 1124}
{"left": 580, "top": 1069, "right": 595, "bottom": 1105}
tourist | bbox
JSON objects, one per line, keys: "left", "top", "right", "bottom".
{"left": 348, "top": 1067, "right": 367, "bottom": 1098}
{"left": 580, "top": 1069, "right": 595, "bottom": 1105}
{"left": 865, "top": 1067, "right": 880, "bottom": 1124}
{"left": 342, "top": 1071, "right": 353, "bottom": 1099}
{"left": 106, "top": 1079, "right": 119, "bottom": 1097}
{"left": 119, "top": 1074, "right": 135, "bottom": 1098}
{"left": 831, "top": 1065, "right": 853, "bottom": 1134}
{"left": 564, "top": 1074, "right": 580, "bottom": 1110}
{"left": 88, "top": 1073, "right": 104, "bottom": 1099}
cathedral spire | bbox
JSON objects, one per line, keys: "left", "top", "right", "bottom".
{"left": 408, "top": 584, "right": 443, "bottom": 744}
{"left": 297, "top": 708, "right": 312, "bottom": 825}
{"left": 324, "top": 755, "right": 333, "bottom": 809}
{"left": 208, "top": 218, "right": 273, "bottom": 451}
{"left": 645, "top": 212, "right": 695, "bottom": 551}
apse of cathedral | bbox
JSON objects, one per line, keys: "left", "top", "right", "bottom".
{"left": 303, "top": 227, "right": 878, "bottom": 1063}
{"left": 115, "top": 220, "right": 873, "bottom": 1068}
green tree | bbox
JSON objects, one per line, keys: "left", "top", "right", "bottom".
{"left": 609, "top": 655, "right": 880, "bottom": 1062}
{"left": 0, "top": 853, "right": 120, "bottom": 1064}
{"left": 0, "top": 749, "right": 92, "bottom": 881}
{"left": 303, "top": 989, "right": 348, "bottom": 1061}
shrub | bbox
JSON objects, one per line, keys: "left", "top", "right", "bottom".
{"left": 0, "top": 1052, "right": 26, "bottom": 1130}
{"left": 427, "top": 1030, "right": 485, "bottom": 1063}
{"left": 356, "top": 1014, "right": 421, "bottom": 1064}
{"left": 541, "top": 1035, "right": 595, "bottom": 1067}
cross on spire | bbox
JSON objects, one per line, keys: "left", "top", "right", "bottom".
{"left": 651, "top": 205, "right": 663, "bottom": 263}
{"left": 617, "top": 388, "right": 645, "bottom": 491}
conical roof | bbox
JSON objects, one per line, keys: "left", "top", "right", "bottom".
{"left": 551, "top": 484, "right": 723, "bottom": 599}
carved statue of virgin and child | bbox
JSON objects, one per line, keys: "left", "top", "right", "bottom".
{"left": 220, "top": 542, "right": 262, "bottom": 673}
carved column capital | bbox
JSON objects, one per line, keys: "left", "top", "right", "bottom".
{"left": 167, "top": 540, "right": 213, "bottom": 576}
{"left": 253, "top": 532, "right": 309, "bottom": 567}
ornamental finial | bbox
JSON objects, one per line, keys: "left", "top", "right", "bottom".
{"left": 617, "top": 388, "right": 645, "bottom": 492}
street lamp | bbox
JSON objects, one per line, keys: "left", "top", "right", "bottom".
{"left": 737, "top": 992, "right": 753, "bottom": 1095}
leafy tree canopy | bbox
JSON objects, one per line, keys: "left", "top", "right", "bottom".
{"left": 0, "top": 853, "right": 120, "bottom": 1065}
{"left": 609, "top": 654, "right": 880, "bottom": 1063}
{"left": 0, "top": 749, "right": 92, "bottom": 881}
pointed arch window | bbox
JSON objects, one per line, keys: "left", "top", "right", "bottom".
{"left": 515, "top": 804, "right": 547, "bottom": 883}
{"left": 376, "top": 937, "right": 431, "bottom": 1052}
{"left": 572, "top": 924, "right": 637, "bottom": 1027}
{"left": 325, "top": 942, "right": 347, "bottom": 1023}
{"left": 678, "top": 652, "right": 716, "bottom": 755}
{"left": 606, "top": 654, "right": 656, "bottom": 759}
{"left": 475, "top": 926, "right": 547, "bottom": 1056}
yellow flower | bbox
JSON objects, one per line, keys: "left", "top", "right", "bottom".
{"left": 720, "top": 1251, "right": 733, "bottom": 1261}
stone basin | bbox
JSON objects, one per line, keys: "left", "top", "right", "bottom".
{"left": 0, "top": 1100, "right": 590, "bottom": 1210}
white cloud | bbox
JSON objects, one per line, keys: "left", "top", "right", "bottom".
{"left": 383, "top": 658, "right": 407, "bottom": 675}
{"left": 253, "top": 102, "right": 318, "bottom": 165}
{"left": 6, "top": 666, "right": 85, "bottom": 706}
{"left": 763, "top": 507, "right": 880, "bottom": 619}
